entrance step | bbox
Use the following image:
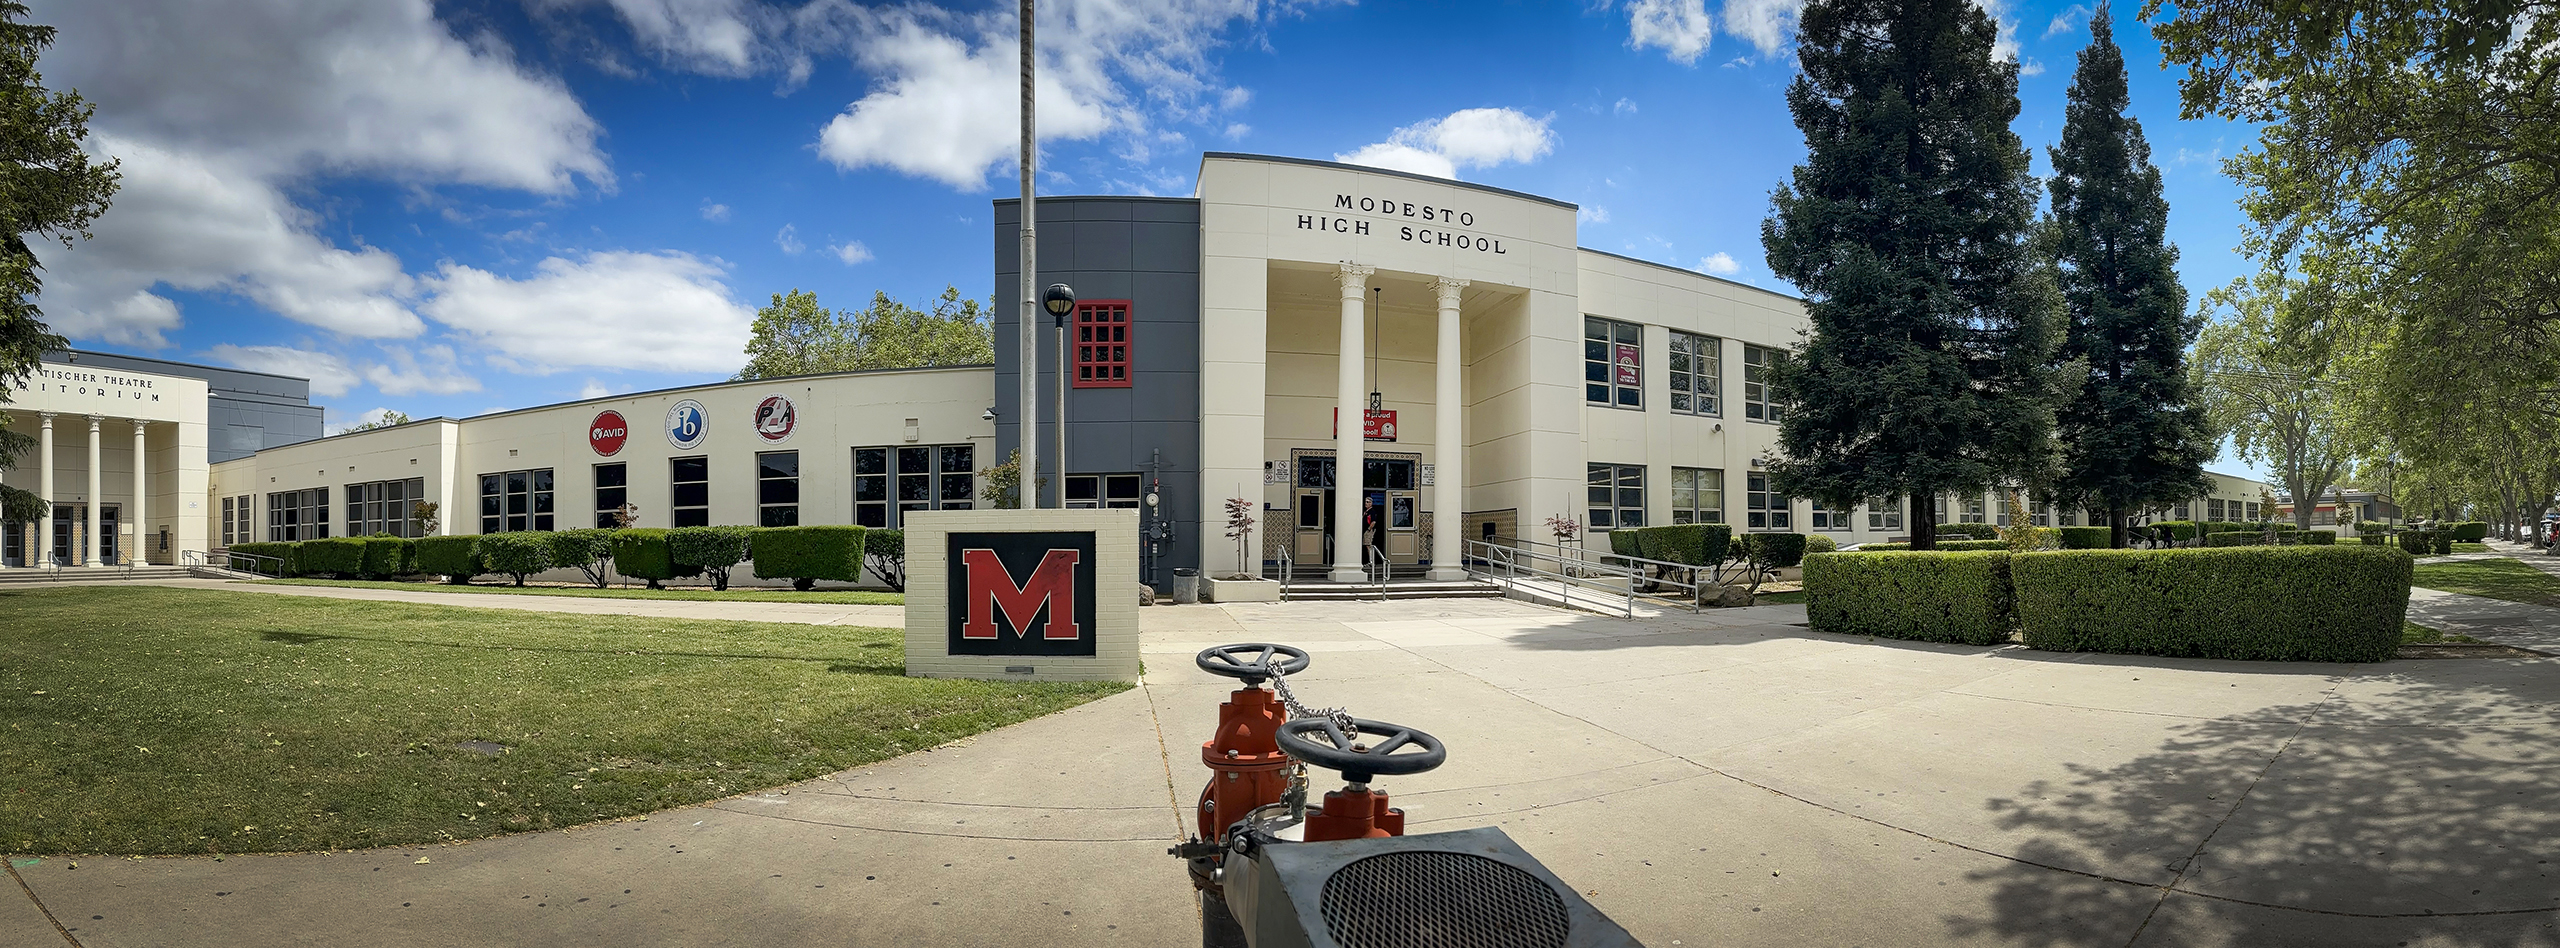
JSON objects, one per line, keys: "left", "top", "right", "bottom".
{"left": 1280, "top": 580, "right": 1506, "bottom": 601}
{"left": 0, "top": 566, "right": 196, "bottom": 585}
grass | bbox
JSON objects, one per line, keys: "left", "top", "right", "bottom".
{"left": 252, "top": 578, "right": 902, "bottom": 605}
{"left": 0, "top": 586, "right": 1123, "bottom": 856}
{"left": 2411, "top": 558, "right": 2560, "bottom": 609}
{"left": 2401, "top": 621, "right": 2485, "bottom": 645}
{"left": 2452, "top": 542, "right": 2492, "bottom": 554}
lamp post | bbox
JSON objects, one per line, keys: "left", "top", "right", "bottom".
{"left": 1045, "top": 283, "right": 1077, "bottom": 507}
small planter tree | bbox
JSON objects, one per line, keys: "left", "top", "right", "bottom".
{"left": 547, "top": 528, "right": 618, "bottom": 588}
{"left": 477, "top": 532, "right": 553, "bottom": 586}
{"left": 1547, "top": 514, "right": 1582, "bottom": 576}
{"left": 670, "top": 526, "right": 753, "bottom": 591}
{"left": 1225, "top": 498, "right": 1256, "bottom": 580}
{"left": 864, "top": 528, "right": 906, "bottom": 591}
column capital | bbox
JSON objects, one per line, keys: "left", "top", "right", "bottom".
{"left": 132, "top": 419, "right": 148, "bottom": 435}
{"left": 1431, "top": 276, "right": 1470, "bottom": 304}
{"left": 38, "top": 411, "right": 54, "bottom": 425}
{"left": 84, "top": 414, "right": 102, "bottom": 430}
{"left": 1336, "top": 262, "right": 1376, "bottom": 296}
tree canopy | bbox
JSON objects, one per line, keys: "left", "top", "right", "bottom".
{"left": 735, "top": 286, "right": 995, "bottom": 380}
{"left": 2192, "top": 273, "right": 2356, "bottom": 529}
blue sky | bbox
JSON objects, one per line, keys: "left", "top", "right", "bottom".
{"left": 27, "top": 0, "right": 2263, "bottom": 474}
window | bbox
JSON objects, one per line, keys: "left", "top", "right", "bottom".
{"left": 1065, "top": 473, "right": 1143, "bottom": 509}
{"left": 758, "top": 451, "right": 800, "bottom": 527}
{"left": 1811, "top": 500, "right": 1846, "bottom": 531}
{"left": 1961, "top": 495, "right": 1987, "bottom": 523}
{"left": 2174, "top": 502, "right": 2192, "bottom": 520}
{"left": 667, "top": 458, "right": 709, "bottom": 527}
{"left": 2245, "top": 502, "right": 2260, "bottom": 520}
{"left": 1074, "top": 301, "right": 1132, "bottom": 388}
{"left": 1996, "top": 499, "right": 2013, "bottom": 527}
{"left": 1669, "top": 468, "right": 1724, "bottom": 524}
{"left": 2207, "top": 498, "right": 2226, "bottom": 520}
{"left": 1867, "top": 497, "right": 1903, "bottom": 531}
{"left": 2059, "top": 508, "right": 2080, "bottom": 526}
{"left": 594, "top": 463, "right": 628, "bottom": 528}
{"left": 855, "top": 444, "right": 973, "bottom": 527}
{"left": 345, "top": 478, "right": 425, "bottom": 536}
{"left": 2033, "top": 503, "right": 2052, "bottom": 527}
{"left": 222, "top": 497, "right": 235, "bottom": 546}
{"left": 266, "top": 487, "right": 329, "bottom": 540}
{"left": 1746, "top": 472, "right": 1790, "bottom": 531}
{"left": 480, "top": 469, "right": 555, "bottom": 533}
{"left": 1743, "top": 344, "right": 1785, "bottom": 423}
{"left": 1584, "top": 317, "right": 1642, "bottom": 408}
{"left": 1668, "top": 332, "right": 1720, "bottom": 416}
{"left": 1587, "top": 463, "right": 1646, "bottom": 529}
{"left": 233, "top": 496, "right": 254, "bottom": 545}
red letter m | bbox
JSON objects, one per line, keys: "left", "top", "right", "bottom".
{"left": 960, "top": 548, "right": 1081, "bottom": 641}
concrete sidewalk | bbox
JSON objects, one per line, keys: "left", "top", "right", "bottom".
{"left": 2408, "top": 587, "right": 2560, "bottom": 652}
{"left": 10, "top": 593, "right": 2560, "bottom": 947}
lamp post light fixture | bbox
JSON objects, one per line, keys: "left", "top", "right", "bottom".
{"left": 1045, "top": 283, "right": 1076, "bottom": 507}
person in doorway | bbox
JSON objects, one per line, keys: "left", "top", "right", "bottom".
{"left": 1362, "top": 496, "right": 1387, "bottom": 573}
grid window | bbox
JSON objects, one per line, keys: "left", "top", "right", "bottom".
{"left": 1064, "top": 473, "right": 1143, "bottom": 509}
{"left": 267, "top": 487, "right": 330, "bottom": 540}
{"left": 595, "top": 463, "right": 628, "bottom": 528}
{"left": 234, "top": 495, "right": 253, "bottom": 544}
{"left": 1669, "top": 468, "right": 1724, "bottom": 524}
{"left": 1587, "top": 463, "right": 1646, "bottom": 530}
{"left": 758, "top": 451, "right": 800, "bottom": 527}
{"left": 2207, "top": 498, "right": 2226, "bottom": 520}
{"left": 1074, "top": 301, "right": 1132, "bottom": 388}
{"left": 668, "top": 457, "right": 709, "bottom": 527}
{"left": 1584, "top": 317, "right": 1643, "bottom": 408}
{"left": 1961, "top": 495, "right": 1987, "bottom": 523}
{"left": 479, "top": 469, "right": 555, "bottom": 533}
{"left": 1743, "top": 344, "right": 1785, "bottom": 423}
{"left": 1811, "top": 500, "right": 1845, "bottom": 531}
{"left": 1668, "top": 332, "right": 1720, "bottom": 416}
{"left": 2174, "top": 503, "right": 2192, "bottom": 520}
{"left": 1867, "top": 497, "right": 1903, "bottom": 531}
{"left": 855, "top": 445, "right": 974, "bottom": 527}
{"left": 2033, "top": 503, "right": 2052, "bottom": 527}
{"left": 344, "top": 478, "right": 424, "bottom": 536}
{"left": 1746, "top": 472, "right": 1790, "bottom": 531}
{"left": 221, "top": 497, "right": 234, "bottom": 546}
{"left": 2245, "top": 502, "right": 2259, "bottom": 520}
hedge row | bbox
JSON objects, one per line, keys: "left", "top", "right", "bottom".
{"left": 1857, "top": 539, "right": 2009, "bottom": 552}
{"left": 2446, "top": 522, "right": 2489, "bottom": 542}
{"left": 229, "top": 525, "right": 892, "bottom": 590}
{"left": 1804, "top": 545, "right": 2413, "bottom": 662}
{"left": 1606, "top": 523, "right": 1735, "bottom": 567}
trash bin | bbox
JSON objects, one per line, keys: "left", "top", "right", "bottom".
{"left": 1171, "top": 567, "right": 1200, "bottom": 605}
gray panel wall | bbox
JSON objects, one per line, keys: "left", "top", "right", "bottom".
{"left": 57, "top": 350, "right": 325, "bottom": 462}
{"left": 993, "top": 197, "right": 1203, "bottom": 583}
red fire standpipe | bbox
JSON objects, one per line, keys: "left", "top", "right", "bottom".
{"left": 1197, "top": 681, "right": 1293, "bottom": 840}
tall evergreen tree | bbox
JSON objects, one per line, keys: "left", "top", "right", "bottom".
{"left": 1761, "top": 0, "right": 2068, "bottom": 550}
{"left": 2044, "top": 5, "right": 2211, "bottom": 547}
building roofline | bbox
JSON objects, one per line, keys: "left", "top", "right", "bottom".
{"left": 990, "top": 195, "right": 1200, "bottom": 206}
{"left": 53, "top": 348, "right": 305, "bottom": 384}
{"left": 1575, "top": 246, "right": 1807, "bottom": 305}
{"left": 1197, "top": 152, "right": 1580, "bottom": 211}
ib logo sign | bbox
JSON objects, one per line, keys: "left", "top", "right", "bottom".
{"left": 664, "top": 399, "right": 707, "bottom": 450}
{"left": 946, "top": 531, "right": 1098, "bottom": 657}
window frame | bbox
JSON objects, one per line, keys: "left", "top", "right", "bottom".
{"left": 855, "top": 444, "right": 974, "bottom": 527}
{"left": 757, "top": 450, "right": 801, "bottom": 527}
{"left": 1742, "top": 344, "right": 1785, "bottom": 424}
{"left": 1064, "top": 473, "right": 1144, "bottom": 509}
{"left": 1072, "top": 300, "right": 1133, "bottom": 388}
{"left": 343, "top": 478, "right": 424, "bottom": 537}
{"left": 1587, "top": 463, "right": 1646, "bottom": 530}
{"left": 478, "top": 469, "right": 555, "bottom": 533}
{"left": 1583, "top": 317, "right": 1643, "bottom": 409}
{"left": 1745, "top": 472, "right": 1790, "bottom": 531}
{"left": 1867, "top": 496, "right": 1903, "bottom": 531}
{"left": 594, "top": 462, "right": 628, "bottom": 528}
{"left": 669, "top": 457, "right": 710, "bottom": 528}
{"left": 1669, "top": 467, "right": 1725, "bottom": 524}
{"left": 1667, "top": 331, "right": 1721, "bottom": 417}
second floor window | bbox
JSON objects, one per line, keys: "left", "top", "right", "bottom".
{"left": 1585, "top": 317, "right": 1642, "bottom": 408}
{"left": 1743, "top": 344, "right": 1784, "bottom": 423}
{"left": 1669, "top": 331, "right": 1719, "bottom": 415}
{"left": 1075, "top": 301, "right": 1132, "bottom": 388}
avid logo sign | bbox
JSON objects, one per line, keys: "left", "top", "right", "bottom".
{"left": 946, "top": 531, "right": 1099, "bottom": 657}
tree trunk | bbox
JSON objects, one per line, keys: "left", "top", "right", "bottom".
{"left": 2108, "top": 507, "right": 2128, "bottom": 549}
{"left": 1911, "top": 491, "right": 1939, "bottom": 550}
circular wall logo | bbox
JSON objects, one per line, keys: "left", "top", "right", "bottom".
{"left": 753, "top": 394, "right": 798, "bottom": 444}
{"left": 590, "top": 410, "right": 630, "bottom": 456}
{"left": 665, "top": 399, "right": 708, "bottom": 450}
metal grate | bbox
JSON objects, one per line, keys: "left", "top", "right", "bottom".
{"left": 1319, "top": 851, "right": 1571, "bottom": 948}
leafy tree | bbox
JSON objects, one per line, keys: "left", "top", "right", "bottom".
{"left": 2042, "top": 5, "right": 2214, "bottom": 548}
{"left": 735, "top": 287, "right": 994, "bottom": 380}
{"left": 864, "top": 528, "right": 905, "bottom": 592}
{"left": 668, "top": 525, "right": 752, "bottom": 590}
{"left": 346, "top": 410, "right": 411, "bottom": 432}
{"left": 2193, "top": 273, "right": 2356, "bottom": 530}
{"left": 0, "top": 1, "right": 119, "bottom": 525}
{"left": 546, "top": 528, "right": 617, "bottom": 588}
{"left": 1761, "top": 0, "right": 2071, "bottom": 550}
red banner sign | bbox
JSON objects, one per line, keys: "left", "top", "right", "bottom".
{"left": 1332, "top": 408, "right": 1399, "bottom": 442}
{"left": 1614, "top": 343, "right": 1640, "bottom": 386}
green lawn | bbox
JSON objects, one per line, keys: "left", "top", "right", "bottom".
{"left": 2452, "top": 542, "right": 2492, "bottom": 554}
{"left": 2401, "top": 621, "right": 2484, "bottom": 645}
{"left": 2411, "top": 558, "right": 2560, "bottom": 608}
{"left": 253, "top": 578, "right": 901, "bottom": 605}
{"left": 0, "top": 586, "right": 1121, "bottom": 856}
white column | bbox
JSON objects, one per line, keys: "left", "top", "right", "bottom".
{"left": 1331, "top": 262, "right": 1375, "bottom": 583}
{"left": 84, "top": 414, "right": 102, "bottom": 567}
{"left": 34, "top": 412, "right": 52, "bottom": 568}
{"left": 131, "top": 420, "right": 148, "bottom": 566}
{"left": 1428, "top": 276, "right": 1469, "bottom": 581}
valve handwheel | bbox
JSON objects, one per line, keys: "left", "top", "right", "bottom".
{"left": 1275, "top": 717, "right": 1447, "bottom": 785}
{"left": 1194, "top": 642, "right": 1312, "bottom": 685}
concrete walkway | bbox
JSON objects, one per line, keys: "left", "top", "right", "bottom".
{"left": 9, "top": 591, "right": 2560, "bottom": 947}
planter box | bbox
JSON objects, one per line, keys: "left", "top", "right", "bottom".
{"left": 1201, "top": 576, "right": 1283, "bottom": 603}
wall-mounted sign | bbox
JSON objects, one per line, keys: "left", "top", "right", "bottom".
{"left": 589, "top": 410, "right": 629, "bottom": 456}
{"left": 947, "top": 531, "right": 1098, "bottom": 657}
{"left": 665, "top": 399, "right": 707, "bottom": 450}
{"left": 1419, "top": 463, "right": 1435, "bottom": 487}
{"left": 1332, "top": 408, "right": 1399, "bottom": 442}
{"left": 753, "top": 394, "right": 798, "bottom": 444}
{"left": 1614, "top": 344, "right": 1640, "bottom": 386}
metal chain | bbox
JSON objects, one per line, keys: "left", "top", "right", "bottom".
{"left": 1267, "top": 664, "right": 1355, "bottom": 738}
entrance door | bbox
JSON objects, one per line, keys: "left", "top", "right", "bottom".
{"left": 51, "top": 505, "right": 74, "bottom": 566}
{"left": 99, "top": 506, "right": 119, "bottom": 565}
{"left": 1289, "top": 453, "right": 1423, "bottom": 571}
{"left": 2, "top": 521, "right": 21, "bottom": 567}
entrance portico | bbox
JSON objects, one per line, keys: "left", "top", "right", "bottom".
{"left": 1, "top": 361, "right": 208, "bottom": 568}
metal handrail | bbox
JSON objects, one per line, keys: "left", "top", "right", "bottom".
{"left": 219, "top": 550, "right": 285, "bottom": 577}
{"left": 1462, "top": 536, "right": 1711, "bottom": 618}
{"left": 1488, "top": 534, "right": 1718, "bottom": 605}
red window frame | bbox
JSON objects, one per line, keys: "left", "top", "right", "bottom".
{"left": 1073, "top": 300, "right": 1132, "bottom": 388}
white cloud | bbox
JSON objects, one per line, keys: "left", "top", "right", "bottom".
{"left": 775, "top": 223, "right": 805, "bottom": 255}
{"left": 578, "top": 379, "right": 615, "bottom": 399}
{"left": 831, "top": 241, "right": 874, "bottom": 265}
{"left": 2044, "top": 3, "right": 2094, "bottom": 38}
{"left": 1223, "top": 122, "right": 1252, "bottom": 140}
{"left": 1613, "top": 97, "right": 1638, "bottom": 115}
{"left": 364, "top": 344, "right": 482, "bottom": 396}
{"left": 1702, "top": 252, "right": 1742, "bottom": 275}
{"left": 1627, "top": 0, "right": 1714, "bottom": 64}
{"left": 418, "top": 251, "right": 755, "bottom": 375}
{"left": 567, "top": 0, "right": 764, "bottom": 75}
{"left": 700, "top": 201, "right": 731, "bottom": 222}
{"left": 1721, "top": 0, "right": 1799, "bottom": 56}
{"left": 1335, "top": 108, "right": 1555, "bottom": 181}
{"left": 204, "top": 344, "right": 361, "bottom": 398}
{"left": 1579, "top": 206, "right": 1612, "bottom": 224}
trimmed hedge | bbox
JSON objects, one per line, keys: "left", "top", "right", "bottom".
{"left": 359, "top": 536, "right": 413, "bottom": 578}
{"left": 548, "top": 528, "right": 619, "bottom": 588}
{"left": 865, "top": 528, "right": 906, "bottom": 591}
{"left": 412, "top": 535, "right": 480, "bottom": 582}
{"left": 1746, "top": 532, "right": 1810, "bottom": 569}
{"left": 2397, "top": 531, "right": 2433, "bottom": 555}
{"left": 2057, "top": 526, "right": 2112, "bottom": 549}
{"left": 2200, "top": 521, "right": 2250, "bottom": 537}
{"left": 1942, "top": 523, "right": 2000, "bottom": 540}
{"left": 2151, "top": 521, "right": 2199, "bottom": 542}
{"left": 2206, "top": 530, "right": 2263, "bottom": 547}
{"left": 2012, "top": 546, "right": 2411, "bottom": 662}
{"left": 2359, "top": 533, "right": 2388, "bottom": 546}
{"left": 752, "top": 525, "right": 868, "bottom": 590}
{"left": 1804, "top": 533, "right": 1838, "bottom": 555}
{"left": 1803, "top": 551, "right": 2013, "bottom": 645}
{"left": 2302, "top": 529, "right": 2337, "bottom": 545}
{"left": 2355, "top": 520, "right": 2391, "bottom": 535}
{"left": 671, "top": 525, "right": 755, "bottom": 590}
{"left": 300, "top": 537, "right": 365, "bottom": 577}
{"left": 1606, "top": 529, "right": 1642, "bottom": 558}
{"left": 1858, "top": 539, "right": 2007, "bottom": 552}
{"left": 476, "top": 532, "right": 553, "bottom": 586}
{"left": 2447, "top": 522, "right": 2489, "bottom": 542}
{"left": 610, "top": 528, "right": 700, "bottom": 588}
{"left": 229, "top": 541, "right": 300, "bottom": 577}
{"left": 2435, "top": 532, "right": 2453, "bottom": 555}
{"left": 1638, "top": 523, "right": 1732, "bottom": 566}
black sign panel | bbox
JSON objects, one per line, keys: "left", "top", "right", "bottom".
{"left": 946, "top": 531, "right": 1099, "bottom": 656}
